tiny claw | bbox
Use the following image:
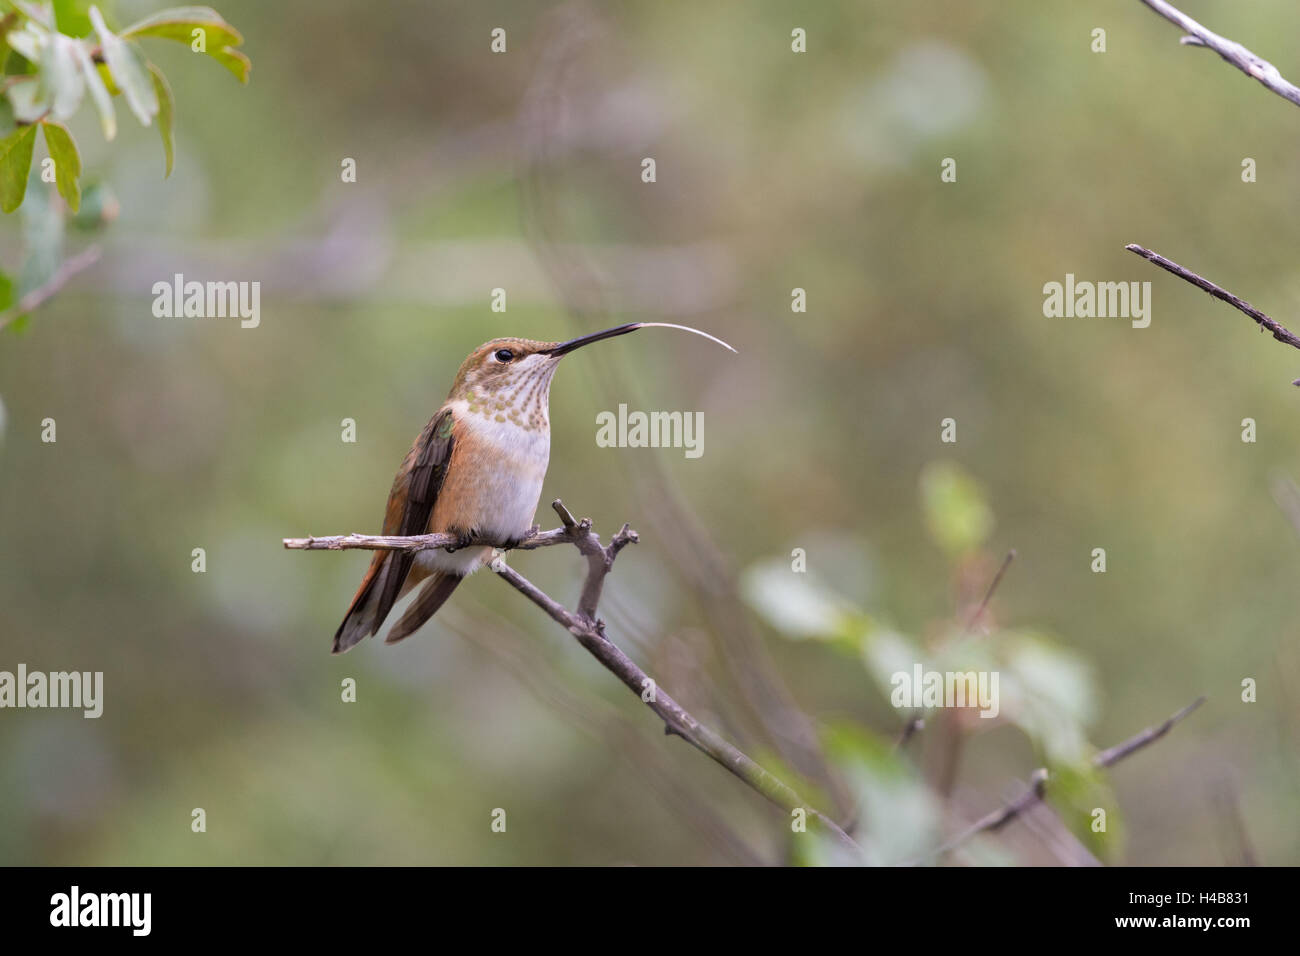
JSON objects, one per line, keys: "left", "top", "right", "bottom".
{"left": 444, "top": 531, "right": 475, "bottom": 553}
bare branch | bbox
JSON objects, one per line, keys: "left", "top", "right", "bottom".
{"left": 919, "top": 697, "right": 1206, "bottom": 862}
{"left": 1125, "top": 244, "right": 1300, "bottom": 382}
{"left": 285, "top": 498, "right": 860, "bottom": 855}
{"left": 1093, "top": 695, "right": 1207, "bottom": 768}
{"left": 894, "top": 714, "right": 925, "bottom": 752}
{"left": 962, "top": 549, "right": 1017, "bottom": 636}
{"left": 0, "top": 245, "right": 103, "bottom": 333}
{"left": 283, "top": 526, "right": 569, "bottom": 553}
{"left": 1134, "top": 0, "right": 1300, "bottom": 108}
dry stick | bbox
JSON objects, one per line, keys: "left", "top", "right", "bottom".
{"left": 919, "top": 696, "right": 1206, "bottom": 863}
{"left": 1125, "top": 244, "right": 1300, "bottom": 382}
{"left": 1134, "top": 0, "right": 1300, "bottom": 108}
{"left": 283, "top": 526, "right": 570, "bottom": 553}
{"left": 961, "top": 549, "right": 1017, "bottom": 636}
{"left": 285, "top": 498, "right": 861, "bottom": 854}
{"left": 0, "top": 245, "right": 103, "bottom": 333}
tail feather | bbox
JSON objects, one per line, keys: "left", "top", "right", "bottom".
{"left": 333, "top": 553, "right": 404, "bottom": 654}
{"left": 384, "top": 573, "right": 462, "bottom": 645}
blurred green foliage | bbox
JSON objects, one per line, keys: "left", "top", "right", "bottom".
{"left": 0, "top": 0, "right": 1297, "bottom": 865}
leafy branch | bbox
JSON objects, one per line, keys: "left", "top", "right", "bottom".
{"left": 1, "top": 2, "right": 249, "bottom": 208}
{"left": 0, "top": 2, "right": 248, "bottom": 330}
{"left": 285, "top": 499, "right": 863, "bottom": 854}
{"left": 919, "top": 697, "right": 1206, "bottom": 863}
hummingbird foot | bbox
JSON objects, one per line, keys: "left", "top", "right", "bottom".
{"left": 443, "top": 530, "right": 477, "bottom": 553}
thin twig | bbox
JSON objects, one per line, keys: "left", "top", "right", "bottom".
{"left": 962, "top": 549, "right": 1017, "bottom": 636}
{"left": 0, "top": 245, "right": 103, "bottom": 332}
{"left": 1093, "top": 696, "right": 1206, "bottom": 768}
{"left": 285, "top": 498, "right": 861, "bottom": 854}
{"left": 918, "top": 696, "right": 1206, "bottom": 862}
{"left": 1125, "top": 244, "right": 1300, "bottom": 382}
{"left": 1134, "top": 0, "right": 1300, "bottom": 108}
{"left": 894, "top": 715, "right": 925, "bottom": 752}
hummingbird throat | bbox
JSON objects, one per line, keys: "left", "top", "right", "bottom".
{"left": 462, "top": 360, "right": 558, "bottom": 432}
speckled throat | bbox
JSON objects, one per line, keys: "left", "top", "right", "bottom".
{"left": 461, "top": 359, "right": 559, "bottom": 433}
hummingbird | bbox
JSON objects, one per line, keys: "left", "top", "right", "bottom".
{"left": 332, "top": 322, "right": 735, "bottom": 653}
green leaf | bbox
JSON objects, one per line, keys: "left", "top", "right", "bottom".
{"left": 121, "top": 5, "right": 249, "bottom": 84}
{"left": 998, "top": 629, "right": 1099, "bottom": 765}
{"left": 12, "top": 2, "right": 54, "bottom": 29}
{"left": 0, "top": 269, "right": 14, "bottom": 311}
{"left": 0, "top": 97, "right": 15, "bottom": 137}
{"left": 740, "top": 558, "right": 856, "bottom": 640}
{"left": 18, "top": 165, "right": 64, "bottom": 295}
{"left": 41, "top": 119, "right": 79, "bottom": 211}
{"left": 93, "top": 60, "right": 119, "bottom": 94}
{"left": 1049, "top": 762, "right": 1125, "bottom": 863}
{"left": 823, "top": 722, "right": 942, "bottom": 865}
{"left": 4, "top": 49, "right": 36, "bottom": 76}
{"left": 4, "top": 22, "right": 42, "bottom": 67}
{"left": 71, "top": 39, "right": 113, "bottom": 138}
{"left": 148, "top": 62, "right": 172, "bottom": 176}
{"left": 6, "top": 75, "right": 48, "bottom": 122}
{"left": 0, "top": 123, "right": 37, "bottom": 212}
{"left": 90, "top": 6, "right": 156, "bottom": 125}
{"left": 859, "top": 623, "right": 925, "bottom": 698}
{"left": 207, "top": 44, "right": 248, "bottom": 83}
{"left": 920, "top": 461, "right": 994, "bottom": 556}
{"left": 68, "top": 178, "right": 117, "bottom": 229}
{"left": 121, "top": 5, "right": 241, "bottom": 48}
{"left": 53, "top": 0, "right": 97, "bottom": 37}
{"left": 40, "top": 32, "right": 84, "bottom": 120}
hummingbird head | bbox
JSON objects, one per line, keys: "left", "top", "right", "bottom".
{"left": 447, "top": 323, "right": 737, "bottom": 430}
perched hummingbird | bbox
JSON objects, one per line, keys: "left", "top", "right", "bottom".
{"left": 333, "top": 322, "right": 735, "bottom": 653}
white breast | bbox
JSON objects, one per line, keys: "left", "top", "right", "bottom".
{"left": 418, "top": 401, "right": 550, "bottom": 578}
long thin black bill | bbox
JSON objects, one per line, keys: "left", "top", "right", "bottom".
{"left": 544, "top": 322, "right": 737, "bottom": 356}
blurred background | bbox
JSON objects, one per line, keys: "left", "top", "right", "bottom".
{"left": 1, "top": 0, "right": 1298, "bottom": 865}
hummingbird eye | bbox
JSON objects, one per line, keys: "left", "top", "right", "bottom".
{"left": 494, "top": 348, "right": 515, "bottom": 363}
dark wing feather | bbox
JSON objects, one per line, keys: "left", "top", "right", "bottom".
{"left": 373, "top": 407, "right": 456, "bottom": 626}
{"left": 331, "top": 407, "right": 455, "bottom": 652}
